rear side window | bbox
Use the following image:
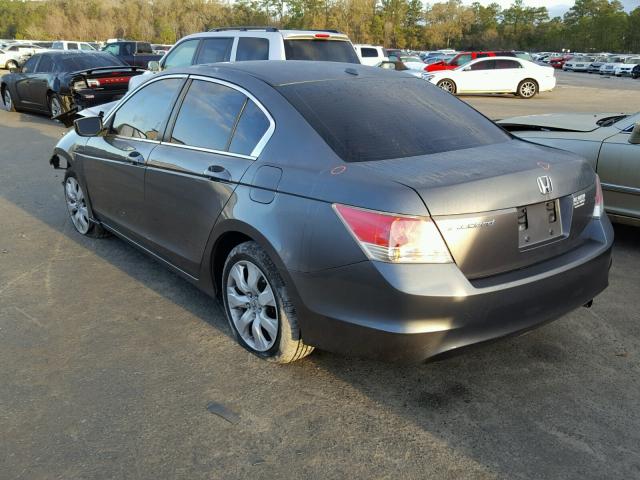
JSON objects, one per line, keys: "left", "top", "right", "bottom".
{"left": 170, "top": 80, "right": 245, "bottom": 151}
{"left": 196, "top": 38, "right": 233, "bottom": 64}
{"left": 111, "top": 78, "right": 183, "bottom": 140}
{"left": 51, "top": 42, "right": 63, "bottom": 50}
{"left": 236, "top": 37, "right": 269, "bottom": 61}
{"left": 360, "top": 48, "right": 378, "bottom": 58}
{"left": 68, "top": 42, "right": 79, "bottom": 50}
{"left": 470, "top": 60, "right": 495, "bottom": 70}
{"left": 284, "top": 40, "right": 359, "bottom": 64}
{"left": 495, "top": 60, "right": 521, "bottom": 69}
{"left": 136, "top": 43, "right": 153, "bottom": 54}
{"left": 35, "top": 55, "right": 53, "bottom": 73}
{"left": 278, "top": 77, "right": 509, "bottom": 162}
{"left": 163, "top": 40, "right": 199, "bottom": 69}
{"left": 229, "top": 100, "right": 270, "bottom": 155}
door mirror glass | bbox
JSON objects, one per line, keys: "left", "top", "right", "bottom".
{"left": 74, "top": 116, "right": 104, "bottom": 137}
{"left": 147, "top": 60, "right": 160, "bottom": 72}
{"left": 629, "top": 123, "right": 640, "bottom": 144}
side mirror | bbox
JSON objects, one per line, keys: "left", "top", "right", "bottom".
{"left": 147, "top": 60, "right": 160, "bottom": 72}
{"left": 74, "top": 116, "right": 104, "bottom": 137}
{"left": 629, "top": 123, "right": 640, "bottom": 145}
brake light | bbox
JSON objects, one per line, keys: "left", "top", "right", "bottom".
{"left": 315, "top": 33, "right": 330, "bottom": 38}
{"left": 333, "top": 204, "right": 453, "bottom": 264}
{"left": 593, "top": 174, "right": 604, "bottom": 218}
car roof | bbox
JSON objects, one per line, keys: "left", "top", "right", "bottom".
{"left": 174, "top": 60, "right": 394, "bottom": 87}
{"left": 40, "top": 50, "right": 113, "bottom": 58}
{"left": 180, "top": 29, "right": 350, "bottom": 42}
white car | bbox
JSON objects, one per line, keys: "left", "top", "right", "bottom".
{"left": 50, "top": 40, "right": 96, "bottom": 52}
{"left": 0, "top": 45, "right": 33, "bottom": 69}
{"left": 563, "top": 55, "right": 595, "bottom": 72}
{"left": 614, "top": 56, "right": 640, "bottom": 77}
{"left": 599, "top": 56, "right": 628, "bottom": 75}
{"left": 425, "top": 56, "right": 556, "bottom": 98}
{"left": 353, "top": 44, "right": 387, "bottom": 66}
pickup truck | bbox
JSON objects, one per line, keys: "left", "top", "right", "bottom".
{"left": 101, "top": 41, "right": 162, "bottom": 68}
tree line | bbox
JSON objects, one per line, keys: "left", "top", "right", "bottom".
{"left": 1, "top": 0, "right": 639, "bottom": 53}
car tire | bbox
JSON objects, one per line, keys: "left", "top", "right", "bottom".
{"left": 63, "top": 172, "right": 109, "bottom": 238}
{"left": 2, "top": 87, "right": 16, "bottom": 112}
{"left": 6, "top": 60, "right": 18, "bottom": 70}
{"left": 436, "top": 79, "right": 456, "bottom": 94}
{"left": 222, "top": 241, "right": 314, "bottom": 363}
{"left": 517, "top": 79, "right": 538, "bottom": 99}
{"left": 48, "top": 93, "right": 64, "bottom": 119}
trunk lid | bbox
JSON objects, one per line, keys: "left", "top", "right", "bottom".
{"left": 353, "top": 139, "right": 597, "bottom": 279}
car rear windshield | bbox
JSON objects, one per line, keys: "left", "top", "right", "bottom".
{"left": 278, "top": 77, "right": 510, "bottom": 162}
{"left": 284, "top": 39, "right": 359, "bottom": 63}
{"left": 59, "top": 54, "right": 126, "bottom": 71}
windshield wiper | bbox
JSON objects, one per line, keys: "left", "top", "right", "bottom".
{"left": 597, "top": 115, "right": 628, "bottom": 127}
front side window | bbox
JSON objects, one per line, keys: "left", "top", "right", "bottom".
{"left": 284, "top": 40, "right": 359, "bottom": 64}
{"left": 452, "top": 54, "right": 471, "bottom": 66}
{"left": 104, "top": 44, "right": 119, "bottom": 56}
{"left": 163, "top": 39, "right": 199, "bottom": 69}
{"left": 236, "top": 38, "right": 269, "bottom": 61}
{"left": 196, "top": 38, "right": 233, "bottom": 64}
{"left": 22, "top": 56, "right": 39, "bottom": 73}
{"left": 111, "top": 78, "right": 183, "bottom": 140}
{"left": 35, "top": 55, "right": 53, "bottom": 73}
{"left": 136, "top": 43, "right": 153, "bottom": 54}
{"left": 80, "top": 43, "right": 94, "bottom": 51}
{"left": 51, "top": 42, "right": 63, "bottom": 50}
{"left": 361, "top": 48, "right": 378, "bottom": 58}
{"left": 170, "top": 80, "right": 245, "bottom": 151}
{"left": 67, "top": 42, "right": 78, "bottom": 50}
{"left": 229, "top": 100, "right": 270, "bottom": 155}
{"left": 470, "top": 60, "right": 495, "bottom": 71}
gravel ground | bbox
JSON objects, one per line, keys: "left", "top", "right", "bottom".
{"left": 0, "top": 69, "right": 639, "bottom": 480}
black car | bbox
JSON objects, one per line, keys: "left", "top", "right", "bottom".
{"left": 50, "top": 61, "right": 612, "bottom": 363}
{"left": 1, "top": 51, "right": 143, "bottom": 119}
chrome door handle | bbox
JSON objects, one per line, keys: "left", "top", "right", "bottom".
{"left": 204, "top": 165, "right": 231, "bottom": 181}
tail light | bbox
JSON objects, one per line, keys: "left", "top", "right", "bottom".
{"left": 333, "top": 204, "right": 453, "bottom": 264}
{"left": 593, "top": 174, "right": 604, "bottom": 218}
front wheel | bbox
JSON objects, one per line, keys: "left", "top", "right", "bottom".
{"left": 436, "top": 79, "right": 456, "bottom": 94}
{"left": 517, "top": 79, "right": 538, "bottom": 99}
{"left": 222, "top": 241, "right": 313, "bottom": 363}
{"left": 64, "top": 173, "right": 109, "bottom": 238}
{"left": 3, "top": 87, "right": 16, "bottom": 112}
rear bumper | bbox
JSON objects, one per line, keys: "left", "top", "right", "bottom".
{"left": 72, "top": 89, "right": 128, "bottom": 110}
{"left": 291, "top": 217, "right": 613, "bottom": 362}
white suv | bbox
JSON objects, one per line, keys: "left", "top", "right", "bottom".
{"left": 353, "top": 44, "right": 388, "bottom": 66}
{"left": 129, "top": 27, "right": 359, "bottom": 90}
{"left": 50, "top": 41, "right": 96, "bottom": 52}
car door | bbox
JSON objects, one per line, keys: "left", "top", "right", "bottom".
{"left": 143, "top": 77, "right": 273, "bottom": 276}
{"left": 77, "top": 76, "right": 186, "bottom": 242}
{"left": 597, "top": 126, "right": 640, "bottom": 220}
{"left": 492, "top": 59, "right": 524, "bottom": 92}
{"left": 29, "top": 54, "right": 53, "bottom": 110}
{"left": 13, "top": 55, "right": 40, "bottom": 108}
{"left": 457, "top": 59, "right": 496, "bottom": 92}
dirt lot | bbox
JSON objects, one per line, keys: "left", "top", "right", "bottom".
{"left": 1, "top": 70, "right": 639, "bottom": 480}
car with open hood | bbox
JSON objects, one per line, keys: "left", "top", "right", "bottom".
{"left": 50, "top": 61, "right": 612, "bottom": 363}
{"left": 499, "top": 112, "right": 640, "bottom": 225}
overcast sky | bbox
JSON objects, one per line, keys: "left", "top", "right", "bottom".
{"left": 460, "top": 0, "right": 639, "bottom": 18}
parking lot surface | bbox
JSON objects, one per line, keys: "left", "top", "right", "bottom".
{"left": 1, "top": 71, "right": 639, "bottom": 479}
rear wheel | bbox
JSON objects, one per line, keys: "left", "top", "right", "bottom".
{"left": 436, "top": 79, "right": 456, "bottom": 94}
{"left": 48, "top": 93, "right": 63, "bottom": 119}
{"left": 222, "top": 241, "right": 313, "bottom": 363}
{"left": 5, "top": 60, "right": 18, "bottom": 70}
{"left": 517, "top": 79, "right": 538, "bottom": 99}
{"left": 3, "top": 87, "right": 16, "bottom": 112}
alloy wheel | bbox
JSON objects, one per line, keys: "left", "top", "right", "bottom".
{"left": 6, "top": 60, "right": 17, "bottom": 69}
{"left": 519, "top": 81, "right": 537, "bottom": 98}
{"left": 437, "top": 80, "right": 455, "bottom": 93}
{"left": 65, "top": 177, "right": 90, "bottom": 234}
{"left": 226, "top": 260, "right": 279, "bottom": 352}
{"left": 3, "top": 90, "right": 12, "bottom": 111}
{"left": 49, "top": 96, "right": 62, "bottom": 117}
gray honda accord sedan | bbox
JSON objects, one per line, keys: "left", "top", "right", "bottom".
{"left": 50, "top": 61, "right": 613, "bottom": 363}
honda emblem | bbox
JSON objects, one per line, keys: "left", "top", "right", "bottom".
{"left": 537, "top": 176, "right": 553, "bottom": 195}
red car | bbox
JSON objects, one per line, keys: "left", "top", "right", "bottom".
{"left": 426, "top": 50, "right": 516, "bottom": 72}
{"left": 549, "top": 55, "right": 573, "bottom": 69}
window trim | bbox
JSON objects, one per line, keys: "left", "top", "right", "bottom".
{"left": 160, "top": 74, "right": 275, "bottom": 160}
{"left": 103, "top": 74, "right": 188, "bottom": 145}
